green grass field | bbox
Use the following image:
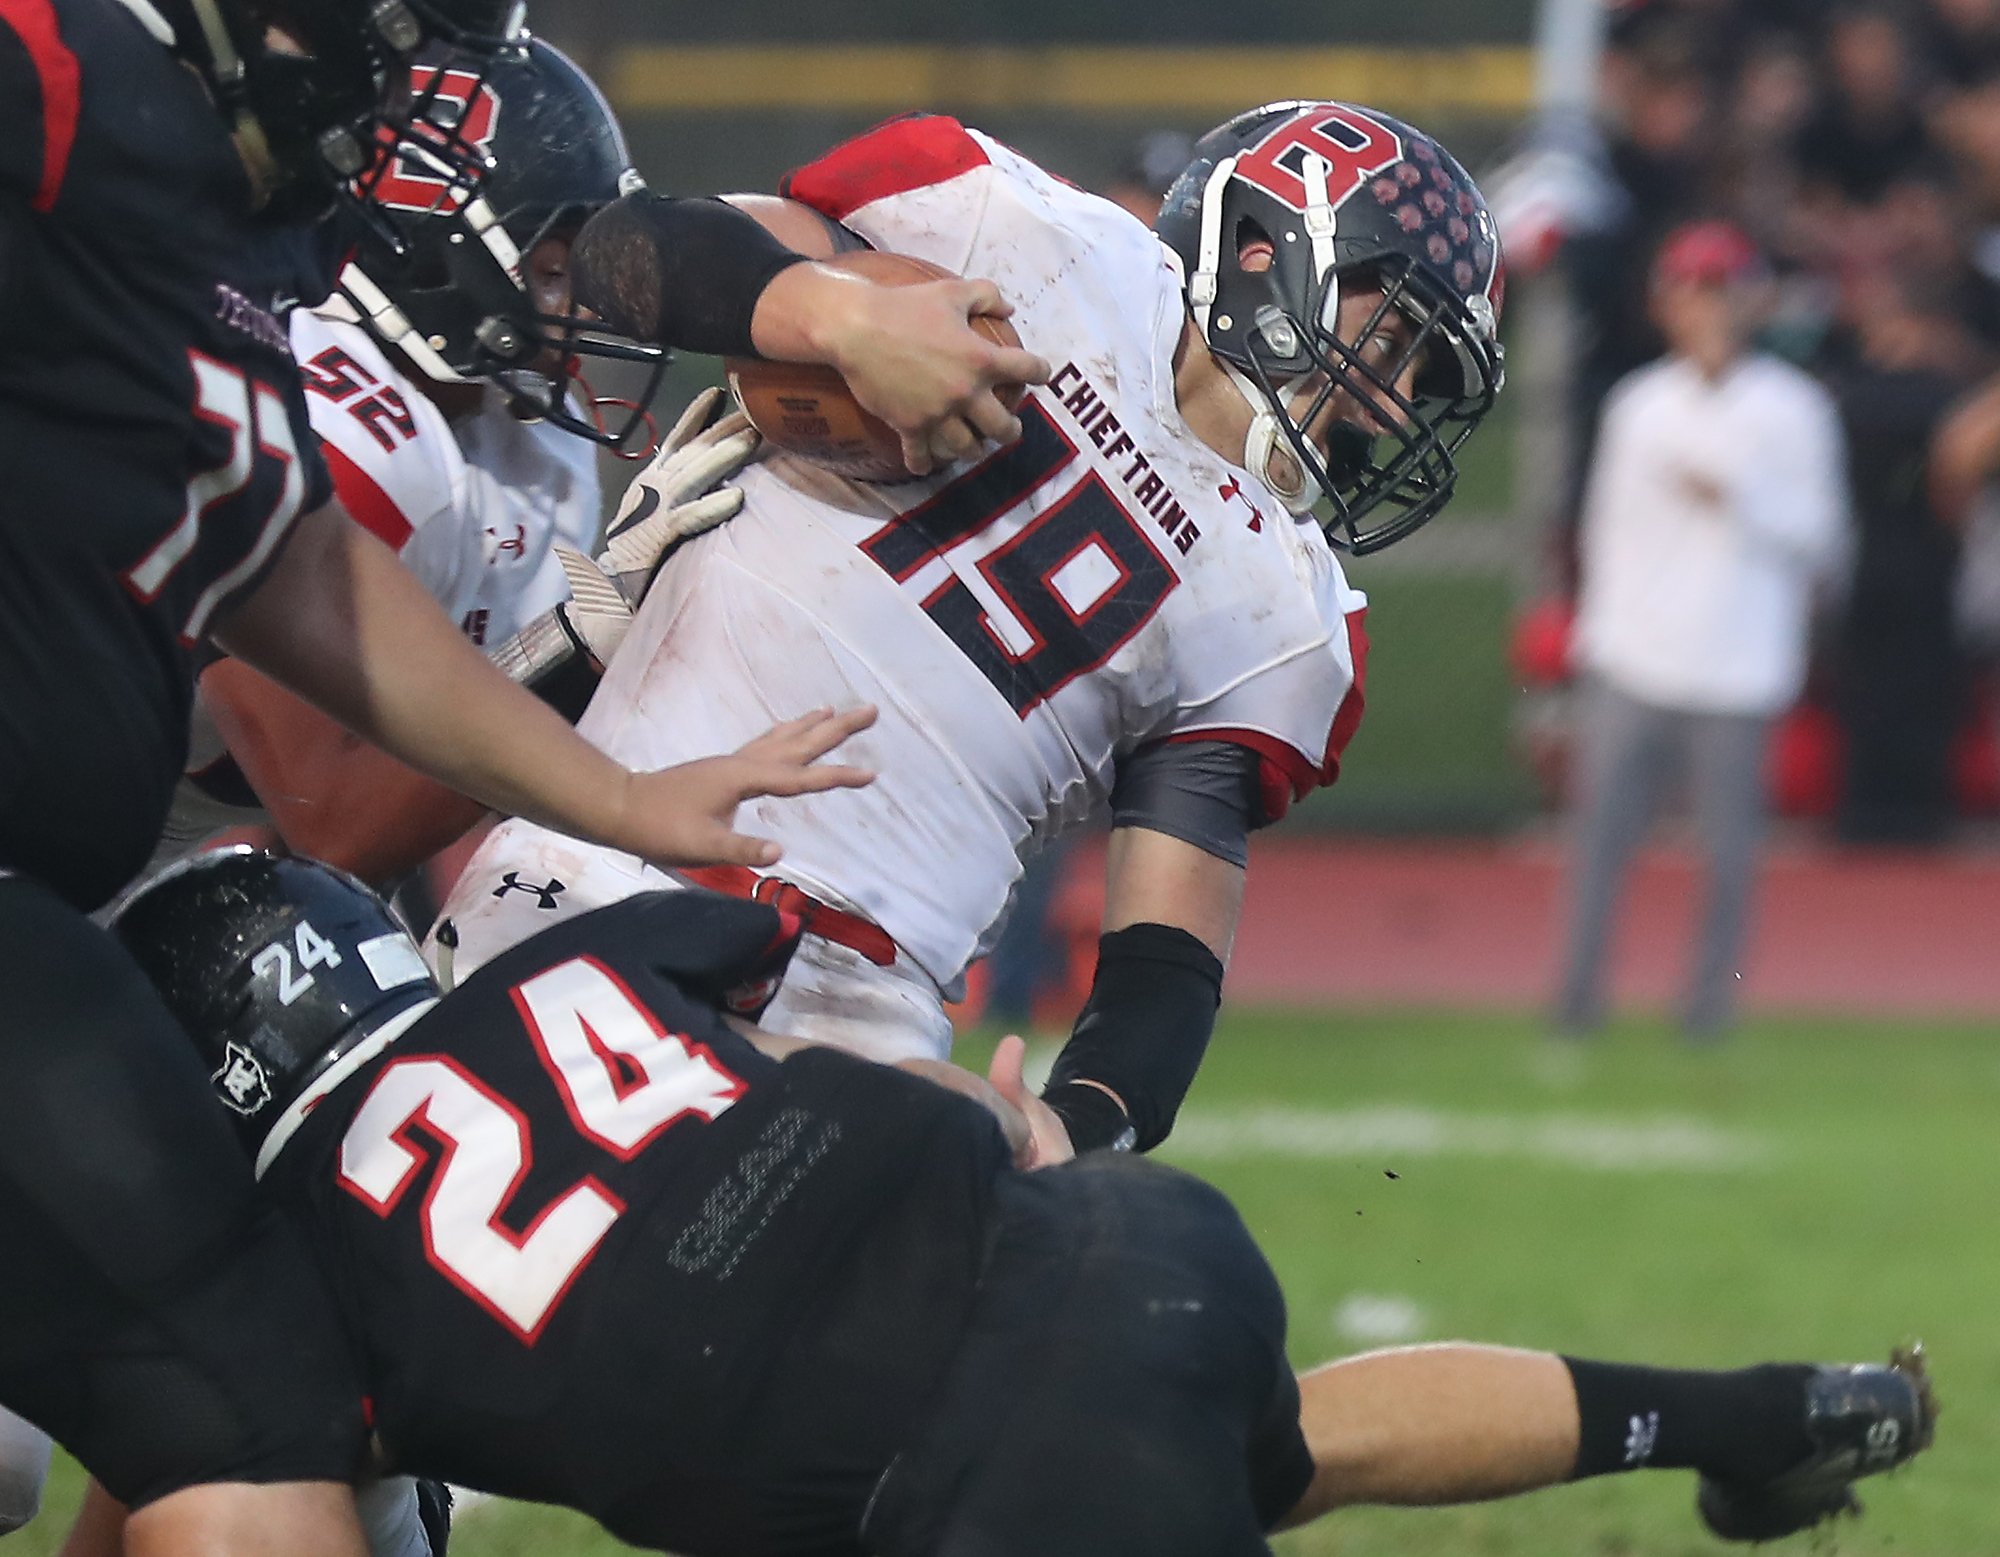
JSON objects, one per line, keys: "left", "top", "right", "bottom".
{"left": 16, "top": 1008, "right": 1994, "bottom": 1556}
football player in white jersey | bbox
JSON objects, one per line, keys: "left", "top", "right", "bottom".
{"left": 433, "top": 102, "right": 1507, "bottom": 1162}
{"left": 148, "top": 39, "right": 711, "bottom": 888}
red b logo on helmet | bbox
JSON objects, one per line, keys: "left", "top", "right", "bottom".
{"left": 1232, "top": 105, "right": 1403, "bottom": 214}
{"left": 371, "top": 67, "right": 503, "bottom": 215}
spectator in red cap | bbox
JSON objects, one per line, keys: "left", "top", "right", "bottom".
{"left": 1552, "top": 219, "right": 1851, "bottom": 1041}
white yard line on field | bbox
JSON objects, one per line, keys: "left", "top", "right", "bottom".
{"left": 1163, "top": 1105, "right": 1771, "bottom": 1172}
{"left": 1331, "top": 1292, "right": 1429, "bottom": 1343}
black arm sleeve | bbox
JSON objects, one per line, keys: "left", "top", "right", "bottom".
{"left": 1042, "top": 922, "right": 1225, "bottom": 1153}
{"left": 1109, "top": 740, "right": 1261, "bottom": 867}
{"left": 569, "top": 194, "right": 811, "bottom": 357}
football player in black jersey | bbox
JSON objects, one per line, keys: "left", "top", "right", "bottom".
{"left": 112, "top": 850, "right": 1936, "bottom": 1557}
{"left": 0, "top": 1, "right": 1040, "bottom": 1552}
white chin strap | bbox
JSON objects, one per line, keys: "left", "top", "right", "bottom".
{"left": 338, "top": 262, "right": 468, "bottom": 385}
{"left": 113, "top": 0, "right": 175, "bottom": 44}
{"left": 1223, "top": 361, "right": 1321, "bottom": 516}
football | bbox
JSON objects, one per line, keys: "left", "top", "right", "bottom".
{"left": 724, "top": 250, "right": 1024, "bottom": 482}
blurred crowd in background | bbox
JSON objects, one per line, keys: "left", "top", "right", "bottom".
{"left": 1504, "top": 0, "right": 2000, "bottom": 847}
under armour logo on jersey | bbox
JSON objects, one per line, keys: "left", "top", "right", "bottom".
{"left": 1218, "top": 474, "right": 1264, "bottom": 532}
{"left": 493, "top": 872, "right": 566, "bottom": 909}
{"left": 212, "top": 1042, "right": 273, "bottom": 1117}
{"left": 1623, "top": 1410, "right": 1661, "bottom": 1466}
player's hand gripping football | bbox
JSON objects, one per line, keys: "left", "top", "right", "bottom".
{"left": 802, "top": 271, "right": 1051, "bottom": 476}
{"left": 608, "top": 705, "right": 877, "bottom": 869}
{"left": 986, "top": 1035, "right": 1077, "bottom": 1170}
{"left": 599, "top": 387, "right": 762, "bottom": 607}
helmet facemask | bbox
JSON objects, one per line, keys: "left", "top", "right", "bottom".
{"left": 172, "top": 0, "right": 521, "bottom": 220}
{"left": 1231, "top": 250, "right": 1502, "bottom": 553}
{"left": 340, "top": 42, "right": 669, "bottom": 450}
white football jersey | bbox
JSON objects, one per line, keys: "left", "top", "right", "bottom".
{"left": 291, "top": 308, "right": 603, "bottom": 648}
{"left": 446, "top": 117, "right": 1368, "bottom": 998}
{"left": 142, "top": 311, "right": 605, "bottom": 879}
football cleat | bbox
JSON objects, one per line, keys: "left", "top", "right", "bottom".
{"left": 1696, "top": 1345, "right": 1937, "bottom": 1542}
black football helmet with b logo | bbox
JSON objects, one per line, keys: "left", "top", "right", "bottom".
{"left": 112, "top": 849, "right": 440, "bottom": 1169}
{"left": 338, "top": 37, "right": 669, "bottom": 448}
{"left": 1156, "top": 101, "right": 1506, "bottom": 553}
{"left": 152, "top": 0, "right": 526, "bottom": 218}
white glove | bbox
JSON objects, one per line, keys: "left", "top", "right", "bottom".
{"left": 599, "top": 386, "right": 761, "bottom": 607}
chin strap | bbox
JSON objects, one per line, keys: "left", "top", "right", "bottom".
{"left": 111, "top": 0, "right": 175, "bottom": 44}
{"left": 175, "top": 0, "right": 290, "bottom": 202}
{"left": 1221, "top": 361, "right": 1320, "bottom": 516}
{"left": 338, "top": 263, "right": 467, "bottom": 385}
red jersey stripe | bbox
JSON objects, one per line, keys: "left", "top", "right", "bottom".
{"left": 1324, "top": 604, "right": 1370, "bottom": 779}
{"left": 323, "top": 442, "right": 415, "bottom": 551}
{"left": 1162, "top": 604, "right": 1372, "bottom": 824}
{"left": 780, "top": 113, "right": 990, "bottom": 221}
{"left": 0, "top": 0, "right": 80, "bottom": 213}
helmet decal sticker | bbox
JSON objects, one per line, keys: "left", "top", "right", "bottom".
{"left": 1232, "top": 104, "right": 1404, "bottom": 215}
{"left": 372, "top": 66, "right": 504, "bottom": 215}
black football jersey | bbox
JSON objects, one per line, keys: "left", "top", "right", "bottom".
{"left": 0, "top": 0, "right": 335, "bottom": 908}
{"left": 266, "top": 893, "right": 1009, "bottom": 1555}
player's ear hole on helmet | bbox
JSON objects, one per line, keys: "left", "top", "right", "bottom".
{"left": 1235, "top": 219, "right": 1278, "bottom": 275}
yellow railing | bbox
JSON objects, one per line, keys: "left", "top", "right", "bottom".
{"left": 607, "top": 45, "right": 1534, "bottom": 117}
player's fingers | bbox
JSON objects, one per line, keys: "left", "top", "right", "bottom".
{"left": 674, "top": 487, "right": 747, "bottom": 534}
{"left": 987, "top": 1034, "right": 1029, "bottom": 1102}
{"left": 926, "top": 417, "right": 981, "bottom": 468}
{"left": 684, "top": 418, "right": 759, "bottom": 471}
{"left": 958, "top": 279, "right": 1013, "bottom": 321}
{"left": 695, "top": 385, "right": 738, "bottom": 434}
{"left": 783, "top": 702, "right": 877, "bottom": 759}
{"left": 653, "top": 424, "right": 760, "bottom": 501}
{"left": 740, "top": 761, "right": 877, "bottom": 799}
{"left": 661, "top": 386, "right": 725, "bottom": 451}
{"left": 700, "top": 410, "right": 757, "bottom": 446}
{"left": 987, "top": 345, "right": 1052, "bottom": 387}
{"left": 964, "top": 391, "right": 1024, "bottom": 447}
{"left": 899, "top": 431, "right": 936, "bottom": 478}
{"left": 997, "top": 1099, "right": 1034, "bottom": 1168}
{"left": 740, "top": 700, "right": 864, "bottom": 756}
{"left": 732, "top": 708, "right": 832, "bottom": 748}
{"left": 702, "top": 828, "right": 783, "bottom": 868}
{"left": 743, "top": 704, "right": 877, "bottom": 763}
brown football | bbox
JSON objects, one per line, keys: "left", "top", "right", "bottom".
{"left": 724, "top": 250, "right": 1024, "bottom": 482}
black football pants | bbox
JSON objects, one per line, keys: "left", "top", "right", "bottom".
{"left": 862, "top": 1154, "right": 1314, "bottom": 1557}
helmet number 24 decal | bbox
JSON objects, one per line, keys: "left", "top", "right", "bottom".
{"left": 251, "top": 919, "right": 345, "bottom": 1008}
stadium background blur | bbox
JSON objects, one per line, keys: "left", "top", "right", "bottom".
{"left": 21, "top": 4, "right": 2000, "bottom": 1555}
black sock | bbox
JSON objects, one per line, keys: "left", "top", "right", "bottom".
{"left": 1562, "top": 1357, "right": 1817, "bottom": 1483}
